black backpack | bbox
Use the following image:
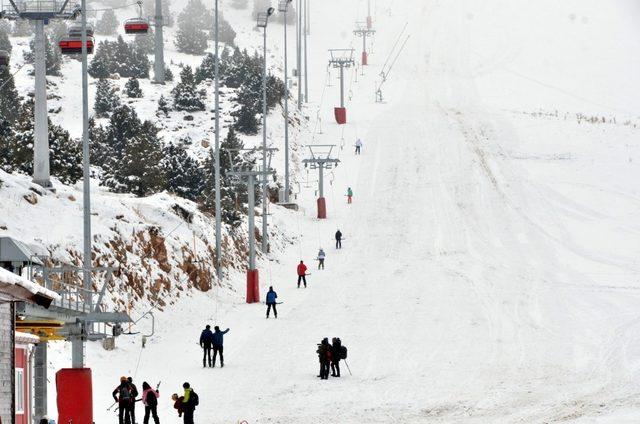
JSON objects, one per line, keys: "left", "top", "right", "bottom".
{"left": 190, "top": 390, "right": 199, "bottom": 407}
{"left": 119, "top": 385, "right": 131, "bottom": 402}
{"left": 340, "top": 345, "right": 347, "bottom": 360}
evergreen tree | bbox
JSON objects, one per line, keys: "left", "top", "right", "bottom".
{"left": 164, "top": 66, "right": 174, "bottom": 82}
{"left": 96, "top": 9, "right": 119, "bottom": 35}
{"left": 157, "top": 95, "right": 170, "bottom": 116}
{"left": 24, "top": 34, "right": 62, "bottom": 76}
{"left": 174, "top": 0, "right": 210, "bottom": 55}
{"left": 211, "top": 13, "right": 236, "bottom": 46}
{"left": 88, "top": 40, "right": 113, "bottom": 78}
{"left": 89, "top": 37, "right": 150, "bottom": 78}
{"left": 124, "top": 77, "right": 143, "bottom": 98}
{"left": 48, "top": 20, "right": 69, "bottom": 47}
{"left": 0, "top": 26, "right": 12, "bottom": 53}
{"left": 171, "top": 66, "right": 205, "bottom": 111}
{"left": 94, "top": 78, "right": 120, "bottom": 118}
{"left": 195, "top": 52, "right": 215, "bottom": 83}
{"left": 0, "top": 66, "right": 19, "bottom": 124}
{"left": 161, "top": 140, "right": 205, "bottom": 201}
{"left": 3, "top": 100, "right": 82, "bottom": 184}
{"left": 12, "top": 20, "right": 32, "bottom": 37}
{"left": 134, "top": 25, "right": 155, "bottom": 55}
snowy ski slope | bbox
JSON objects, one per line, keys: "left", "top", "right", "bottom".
{"left": 45, "top": 0, "right": 640, "bottom": 422}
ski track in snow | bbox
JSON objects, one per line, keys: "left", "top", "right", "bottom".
{"left": 37, "top": 0, "right": 640, "bottom": 422}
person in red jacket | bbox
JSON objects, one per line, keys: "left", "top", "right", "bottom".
{"left": 297, "top": 260, "right": 308, "bottom": 288}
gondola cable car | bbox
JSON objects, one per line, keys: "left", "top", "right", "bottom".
{"left": 124, "top": 1, "right": 149, "bottom": 34}
{"left": 59, "top": 24, "right": 95, "bottom": 55}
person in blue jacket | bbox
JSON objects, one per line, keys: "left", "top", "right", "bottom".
{"left": 212, "top": 326, "right": 230, "bottom": 367}
{"left": 199, "top": 325, "right": 214, "bottom": 367}
{"left": 266, "top": 286, "right": 278, "bottom": 319}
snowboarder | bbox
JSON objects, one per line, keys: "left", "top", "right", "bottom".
{"left": 316, "top": 338, "right": 332, "bottom": 380}
{"left": 112, "top": 376, "right": 133, "bottom": 424}
{"left": 347, "top": 187, "right": 353, "bottom": 204}
{"left": 212, "top": 326, "right": 230, "bottom": 367}
{"left": 127, "top": 377, "right": 139, "bottom": 424}
{"left": 355, "top": 138, "right": 363, "bottom": 155}
{"left": 331, "top": 337, "right": 343, "bottom": 377}
{"left": 297, "top": 260, "right": 308, "bottom": 288}
{"left": 266, "top": 286, "right": 278, "bottom": 318}
{"left": 141, "top": 382, "right": 160, "bottom": 424}
{"left": 335, "top": 230, "right": 343, "bottom": 249}
{"left": 317, "top": 248, "right": 326, "bottom": 269}
{"left": 180, "top": 382, "right": 198, "bottom": 424}
{"left": 199, "top": 324, "right": 214, "bottom": 367}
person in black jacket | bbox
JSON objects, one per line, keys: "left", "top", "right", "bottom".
{"left": 212, "top": 326, "right": 230, "bottom": 367}
{"left": 112, "top": 377, "right": 133, "bottom": 424}
{"left": 316, "top": 338, "right": 331, "bottom": 380}
{"left": 200, "top": 325, "right": 214, "bottom": 367}
{"left": 335, "top": 230, "right": 343, "bottom": 249}
{"left": 127, "top": 377, "right": 139, "bottom": 424}
{"left": 331, "top": 338, "right": 342, "bottom": 377}
{"left": 141, "top": 382, "right": 160, "bottom": 424}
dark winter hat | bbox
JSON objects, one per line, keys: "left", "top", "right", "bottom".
{"left": 127, "top": 377, "right": 133, "bottom": 383}
{"left": 206, "top": 325, "right": 211, "bottom": 329}
{"left": 214, "top": 326, "right": 220, "bottom": 331}
{"left": 183, "top": 382, "right": 190, "bottom": 389}
{"left": 269, "top": 286, "right": 273, "bottom": 290}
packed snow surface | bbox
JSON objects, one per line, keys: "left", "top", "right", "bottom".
{"left": 41, "top": 0, "right": 640, "bottom": 422}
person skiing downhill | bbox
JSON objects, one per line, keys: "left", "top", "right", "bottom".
{"left": 297, "top": 260, "right": 308, "bottom": 288}
{"left": 266, "top": 286, "right": 278, "bottom": 318}
{"left": 335, "top": 230, "right": 343, "bottom": 249}
{"left": 112, "top": 376, "right": 133, "bottom": 424}
{"left": 355, "top": 138, "right": 363, "bottom": 155}
{"left": 317, "top": 248, "right": 326, "bottom": 269}
{"left": 199, "top": 325, "right": 214, "bottom": 367}
{"left": 347, "top": 187, "right": 353, "bottom": 204}
{"left": 212, "top": 326, "right": 230, "bottom": 367}
{"left": 141, "top": 382, "right": 160, "bottom": 424}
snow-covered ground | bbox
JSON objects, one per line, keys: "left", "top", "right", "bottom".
{"left": 10, "top": 0, "right": 640, "bottom": 422}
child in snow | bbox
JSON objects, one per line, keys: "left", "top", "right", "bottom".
{"left": 171, "top": 393, "right": 184, "bottom": 417}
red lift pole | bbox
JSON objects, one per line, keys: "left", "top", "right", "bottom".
{"left": 354, "top": 24, "right": 376, "bottom": 66}
{"left": 328, "top": 49, "right": 355, "bottom": 124}
{"left": 302, "top": 145, "right": 340, "bottom": 219}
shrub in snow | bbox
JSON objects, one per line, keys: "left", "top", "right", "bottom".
{"left": 161, "top": 140, "right": 205, "bottom": 201}
{"left": 89, "top": 37, "right": 150, "bottom": 79}
{"left": 164, "top": 66, "right": 174, "bottom": 82}
{"left": 172, "top": 66, "right": 205, "bottom": 111}
{"left": 157, "top": 95, "right": 170, "bottom": 116}
{"left": 124, "top": 77, "right": 143, "bottom": 98}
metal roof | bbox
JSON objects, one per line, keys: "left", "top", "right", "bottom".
{"left": 0, "top": 236, "right": 44, "bottom": 265}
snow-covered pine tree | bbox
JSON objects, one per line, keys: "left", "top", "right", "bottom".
{"left": 172, "top": 66, "right": 205, "bottom": 111}
{"left": 175, "top": 0, "right": 210, "bottom": 55}
{"left": 94, "top": 78, "right": 120, "bottom": 118}
{"left": 0, "top": 65, "right": 19, "bottom": 124}
{"left": 211, "top": 13, "right": 236, "bottom": 46}
{"left": 4, "top": 100, "right": 82, "bottom": 183}
{"left": 24, "top": 34, "right": 61, "bottom": 76}
{"left": 161, "top": 140, "right": 205, "bottom": 201}
{"left": 124, "top": 77, "right": 143, "bottom": 98}
{"left": 112, "top": 36, "right": 150, "bottom": 78}
{"left": 12, "top": 20, "right": 32, "bottom": 37}
{"left": 88, "top": 41, "right": 114, "bottom": 78}
{"left": 96, "top": 9, "right": 119, "bottom": 35}
{"left": 157, "top": 95, "right": 170, "bottom": 116}
{"left": 0, "top": 26, "right": 12, "bottom": 53}
{"left": 164, "top": 66, "right": 174, "bottom": 82}
{"left": 102, "top": 122, "right": 165, "bottom": 196}
{"left": 223, "top": 47, "right": 248, "bottom": 89}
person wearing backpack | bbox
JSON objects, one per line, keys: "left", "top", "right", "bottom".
{"left": 141, "top": 382, "right": 160, "bottom": 424}
{"left": 112, "top": 376, "right": 133, "bottom": 424}
{"left": 212, "top": 326, "right": 230, "bottom": 367}
{"left": 331, "top": 338, "right": 345, "bottom": 377}
{"left": 266, "top": 286, "right": 278, "bottom": 319}
{"left": 127, "top": 377, "right": 139, "bottom": 424}
{"left": 317, "top": 248, "right": 326, "bottom": 270}
{"left": 316, "top": 338, "right": 331, "bottom": 380}
{"left": 335, "top": 230, "right": 343, "bottom": 249}
{"left": 181, "top": 382, "right": 198, "bottom": 424}
{"left": 200, "top": 324, "right": 215, "bottom": 367}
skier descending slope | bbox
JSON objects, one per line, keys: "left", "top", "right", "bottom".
{"left": 297, "top": 260, "right": 308, "bottom": 288}
{"left": 317, "top": 248, "right": 326, "bottom": 269}
{"left": 335, "top": 230, "right": 343, "bottom": 249}
{"left": 266, "top": 286, "right": 278, "bottom": 318}
{"left": 355, "top": 138, "right": 363, "bottom": 154}
{"left": 199, "top": 325, "right": 214, "bottom": 367}
{"left": 212, "top": 326, "right": 230, "bottom": 367}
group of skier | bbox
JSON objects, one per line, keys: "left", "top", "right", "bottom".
{"left": 316, "top": 337, "right": 348, "bottom": 379}
{"left": 111, "top": 377, "right": 162, "bottom": 424}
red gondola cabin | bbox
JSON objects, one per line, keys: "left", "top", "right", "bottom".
{"left": 59, "top": 37, "right": 95, "bottom": 55}
{"left": 124, "top": 18, "right": 149, "bottom": 34}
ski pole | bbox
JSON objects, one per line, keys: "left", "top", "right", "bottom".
{"left": 107, "top": 401, "right": 117, "bottom": 411}
{"left": 344, "top": 360, "right": 353, "bottom": 376}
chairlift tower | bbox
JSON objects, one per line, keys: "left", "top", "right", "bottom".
{"left": 152, "top": 0, "right": 165, "bottom": 83}
{"left": 302, "top": 145, "right": 340, "bottom": 219}
{"left": 328, "top": 48, "right": 354, "bottom": 125}
{"left": 227, "top": 148, "right": 277, "bottom": 303}
{"left": 278, "top": 0, "right": 292, "bottom": 203}
{"left": 354, "top": 22, "right": 375, "bottom": 66}
{"left": 1, "top": 0, "right": 80, "bottom": 188}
